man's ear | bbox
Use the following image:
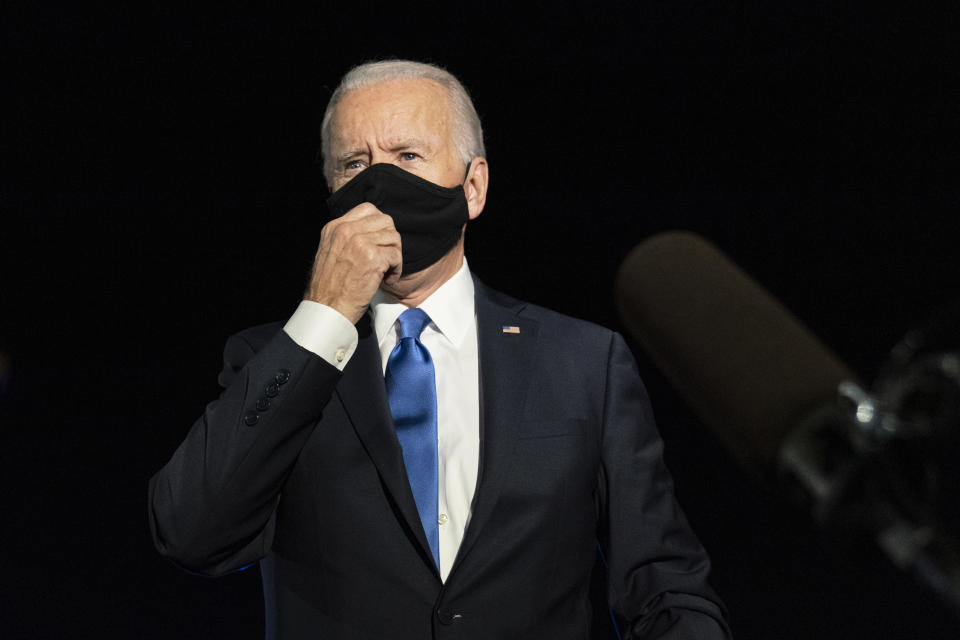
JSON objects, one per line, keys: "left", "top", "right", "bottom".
{"left": 463, "top": 158, "right": 489, "bottom": 221}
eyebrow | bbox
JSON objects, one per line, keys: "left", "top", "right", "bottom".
{"left": 387, "top": 137, "right": 429, "bottom": 151}
{"left": 336, "top": 149, "right": 367, "bottom": 162}
{"left": 335, "top": 138, "right": 433, "bottom": 164}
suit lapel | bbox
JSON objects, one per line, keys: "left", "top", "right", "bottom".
{"left": 335, "top": 315, "right": 439, "bottom": 576}
{"left": 450, "top": 280, "right": 539, "bottom": 575}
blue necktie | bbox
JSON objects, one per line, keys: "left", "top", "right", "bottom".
{"left": 385, "top": 308, "right": 440, "bottom": 568}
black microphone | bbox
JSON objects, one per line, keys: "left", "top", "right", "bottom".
{"left": 615, "top": 230, "right": 960, "bottom": 615}
{"left": 614, "top": 230, "right": 854, "bottom": 478}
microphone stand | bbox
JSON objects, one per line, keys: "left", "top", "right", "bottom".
{"left": 779, "top": 314, "right": 960, "bottom": 617}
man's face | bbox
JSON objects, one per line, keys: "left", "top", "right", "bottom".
{"left": 329, "top": 78, "right": 467, "bottom": 192}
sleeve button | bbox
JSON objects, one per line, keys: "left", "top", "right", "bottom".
{"left": 243, "top": 411, "right": 260, "bottom": 426}
{"left": 265, "top": 382, "right": 279, "bottom": 397}
{"left": 275, "top": 369, "right": 291, "bottom": 385}
{"left": 256, "top": 397, "right": 271, "bottom": 412}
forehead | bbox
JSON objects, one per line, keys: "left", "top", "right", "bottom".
{"left": 331, "top": 78, "right": 454, "bottom": 150}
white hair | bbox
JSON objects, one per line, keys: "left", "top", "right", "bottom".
{"left": 320, "top": 60, "right": 485, "bottom": 185}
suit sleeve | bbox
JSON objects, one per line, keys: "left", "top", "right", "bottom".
{"left": 148, "top": 328, "right": 340, "bottom": 576}
{"left": 598, "top": 332, "right": 732, "bottom": 639}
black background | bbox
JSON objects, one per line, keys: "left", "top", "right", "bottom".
{"left": 3, "top": 2, "right": 959, "bottom": 638}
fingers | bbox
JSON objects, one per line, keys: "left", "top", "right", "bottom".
{"left": 370, "top": 233, "right": 403, "bottom": 286}
{"left": 328, "top": 202, "right": 394, "bottom": 228}
{"left": 324, "top": 204, "right": 400, "bottom": 267}
{"left": 322, "top": 220, "right": 401, "bottom": 265}
{"left": 347, "top": 228, "right": 402, "bottom": 286}
{"left": 306, "top": 202, "right": 403, "bottom": 323}
{"left": 321, "top": 204, "right": 397, "bottom": 246}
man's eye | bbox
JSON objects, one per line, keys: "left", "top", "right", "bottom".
{"left": 345, "top": 160, "right": 365, "bottom": 170}
{"left": 400, "top": 152, "right": 419, "bottom": 161}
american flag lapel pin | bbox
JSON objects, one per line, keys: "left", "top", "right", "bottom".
{"left": 501, "top": 325, "right": 520, "bottom": 334}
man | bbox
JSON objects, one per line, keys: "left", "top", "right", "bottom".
{"left": 149, "top": 60, "right": 730, "bottom": 639}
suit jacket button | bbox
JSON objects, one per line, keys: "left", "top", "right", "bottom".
{"left": 265, "top": 382, "right": 279, "bottom": 397}
{"left": 243, "top": 411, "right": 259, "bottom": 426}
{"left": 436, "top": 608, "right": 459, "bottom": 625}
{"left": 256, "top": 397, "right": 271, "bottom": 412}
{"left": 275, "top": 369, "right": 290, "bottom": 385}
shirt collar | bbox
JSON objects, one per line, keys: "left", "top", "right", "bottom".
{"left": 371, "top": 258, "right": 475, "bottom": 348}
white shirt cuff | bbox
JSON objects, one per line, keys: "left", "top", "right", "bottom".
{"left": 283, "top": 300, "right": 359, "bottom": 371}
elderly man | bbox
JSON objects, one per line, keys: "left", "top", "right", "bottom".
{"left": 150, "top": 60, "right": 730, "bottom": 639}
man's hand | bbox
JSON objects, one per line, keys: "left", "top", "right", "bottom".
{"left": 305, "top": 203, "right": 402, "bottom": 324}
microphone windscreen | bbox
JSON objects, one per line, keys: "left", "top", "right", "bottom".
{"left": 616, "top": 231, "right": 855, "bottom": 476}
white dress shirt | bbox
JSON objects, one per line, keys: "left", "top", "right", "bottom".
{"left": 283, "top": 260, "right": 480, "bottom": 582}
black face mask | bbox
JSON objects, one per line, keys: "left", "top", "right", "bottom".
{"left": 326, "top": 163, "right": 470, "bottom": 275}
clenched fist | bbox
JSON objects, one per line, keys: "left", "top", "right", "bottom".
{"left": 305, "top": 203, "right": 402, "bottom": 324}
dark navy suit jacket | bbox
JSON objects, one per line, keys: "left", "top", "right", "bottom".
{"left": 149, "top": 278, "right": 730, "bottom": 639}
